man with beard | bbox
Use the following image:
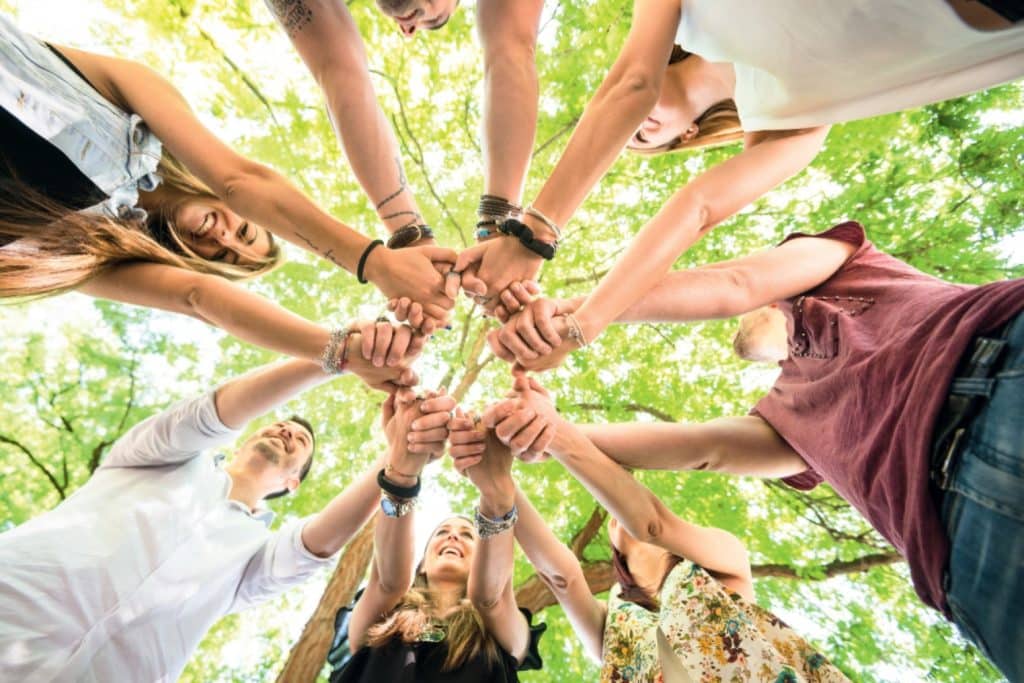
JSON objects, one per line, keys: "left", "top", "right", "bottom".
{"left": 0, "top": 322, "right": 457, "bottom": 682}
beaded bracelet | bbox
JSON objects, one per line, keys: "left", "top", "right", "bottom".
{"left": 320, "top": 327, "right": 356, "bottom": 374}
{"left": 475, "top": 218, "right": 500, "bottom": 241}
{"left": 474, "top": 504, "right": 519, "bottom": 539}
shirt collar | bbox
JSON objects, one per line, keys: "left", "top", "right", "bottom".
{"left": 215, "top": 453, "right": 276, "bottom": 527}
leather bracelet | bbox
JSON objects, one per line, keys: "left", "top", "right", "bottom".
{"left": 387, "top": 224, "right": 434, "bottom": 249}
{"left": 498, "top": 218, "right": 557, "bottom": 260}
{"left": 357, "top": 239, "right": 385, "bottom": 284}
{"left": 377, "top": 468, "right": 421, "bottom": 499}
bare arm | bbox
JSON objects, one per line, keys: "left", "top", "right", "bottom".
{"left": 513, "top": 489, "right": 606, "bottom": 663}
{"left": 573, "top": 126, "right": 829, "bottom": 340}
{"left": 525, "top": 0, "right": 681, "bottom": 228}
{"left": 478, "top": 0, "right": 545, "bottom": 205}
{"left": 57, "top": 44, "right": 455, "bottom": 319}
{"left": 551, "top": 419, "right": 754, "bottom": 598}
{"left": 576, "top": 417, "right": 807, "bottom": 479}
{"left": 213, "top": 358, "right": 330, "bottom": 429}
{"left": 264, "top": 0, "right": 425, "bottom": 234}
{"left": 613, "top": 234, "right": 858, "bottom": 322}
{"left": 81, "top": 262, "right": 331, "bottom": 361}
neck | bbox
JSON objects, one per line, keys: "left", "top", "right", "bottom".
{"left": 676, "top": 55, "right": 736, "bottom": 116}
{"left": 430, "top": 580, "right": 465, "bottom": 613}
{"left": 224, "top": 462, "right": 264, "bottom": 512}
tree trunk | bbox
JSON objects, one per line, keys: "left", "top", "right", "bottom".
{"left": 276, "top": 518, "right": 377, "bottom": 683}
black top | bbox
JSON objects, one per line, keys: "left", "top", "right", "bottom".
{"left": 0, "top": 43, "right": 109, "bottom": 229}
{"left": 329, "top": 608, "right": 546, "bottom": 683}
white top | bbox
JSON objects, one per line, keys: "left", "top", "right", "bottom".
{"left": 676, "top": 0, "right": 1024, "bottom": 130}
{"left": 0, "top": 393, "right": 334, "bottom": 682}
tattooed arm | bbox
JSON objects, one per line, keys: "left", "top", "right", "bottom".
{"left": 265, "top": 0, "right": 429, "bottom": 240}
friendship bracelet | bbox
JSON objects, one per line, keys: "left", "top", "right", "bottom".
{"left": 475, "top": 218, "right": 500, "bottom": 241}
{"left": 320, "top": 327, "right": 356, "bottom": 374}
{"left": 378, "top": 468, "right": 422, "bottom": 499}
{"left": 498, "top": 218, "right": 557, "bottom": 260}
{"left": 385, "top": 462, "right": 420, "bottom": 480}
{"left": 354, "top": 239, "right": 382, "bottom": 284}
{"left": 524, "top": 205, "right": 562, "bottom": 240}
{"left": 477, "top": 194, "right": 521, "bottom": 220}
{"left": 474, "top": 504, "right": 519, "bottom": 539}
{"left": 387, "top": 224, "right": 434, "bottom": 249}
{"left": 564, "top": 313, "right": 589, "bottom": 348}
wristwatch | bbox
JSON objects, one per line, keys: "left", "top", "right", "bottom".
{"left": 381, "top": 494, "right": 416, "bottom": 518}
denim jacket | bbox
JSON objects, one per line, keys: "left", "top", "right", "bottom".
{"left": 0, "top": 13, "right": 162, "bottom": 220}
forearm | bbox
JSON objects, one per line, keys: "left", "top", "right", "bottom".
{"left": 322, "top": 79, "right": 424, "bottom": 234}
{"left": 188, "top": 275, "right": 332, "bottom": 361}
{"left": 549, "top": 423, "right": 663, "bottom": 543}
{"left": 482, "top": 51, "right": 538, "bottom": 203}
{"left": 576, "top": 417, "right": 808, "bottom": 478}
{"left": 371, "top": 504, "right": 417, "bottom": 596}
{"left": 301, "top": 458, "right": 385, "bottom": 557}
{"left": 612, "top": 266, "right": 750, "bottom": 323}
{"left": 529, "top": 74, "right": 659, "bottom": 227}
{"left": 224, "top": 163, "right": 372, "bottom": 271}
{"left": 469, "top": 485, "right": 518, "bottom": 607}
{"left": 214, "top": 358, "right": 331, "bottom": 429}
{"left": 574, "top": 187, "right": 709, "bottom": 339}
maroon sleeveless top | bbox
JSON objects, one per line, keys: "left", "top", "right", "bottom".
{"left": 752, "top": 222, "right": 1024, "bottom": 616}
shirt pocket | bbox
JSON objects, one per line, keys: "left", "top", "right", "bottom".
{"left": 789, "top": 295, "right": 874, "bottom": 360}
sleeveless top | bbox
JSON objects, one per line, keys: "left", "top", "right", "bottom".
{"left": 0, "top": 12, "right": 162, "bottom": 220}
{"left": 600, "top": 560, "right": 849, "bottom": 682}
{"left": 675, "top": 0, "right": 1024, "bottom": 131}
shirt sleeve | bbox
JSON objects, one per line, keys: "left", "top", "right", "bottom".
{"left": 230, "top": 516, "right": 336, "bottom": 613}
{"left": 779, "top": 220, "right": 867, "bottom": 251}
{"left": 780, "top": 469, "right": 824, "bottom": 490}
{"left": 99, "top": 392, "right": 240, "bottom": 469}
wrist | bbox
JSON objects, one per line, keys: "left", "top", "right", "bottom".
{"left": 572, "top": 306, "right": 605, "bottom": 345}
{"left": 520, "top": 213, "right": 558, "bottom": 243}
{"left": 384, "top": 454, "right": 421, "bottom": 486}
{"left": 478, "top": 483, "right": 516, "bottom": 516}
{"left": 360, "top": 239, "right": 389, "bottom": 284}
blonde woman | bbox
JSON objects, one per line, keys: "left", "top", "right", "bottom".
{"left": 331, "top": 399, "right": 546, "bottom": 682}
{"left": 0, "top": 14, "right": 456, "bottom": 362}
{"left": 461, "top": 0, "right": 1024, "bottom": 369}
{"left": 453, "top": 377, "right": 848, "bottom": 682}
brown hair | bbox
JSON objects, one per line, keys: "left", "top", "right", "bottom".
{"left": 0, "top": 150, "right": 283, "bottom": 300}
{"left": 629, "top": 45, "right": 744, "bottom": 156}
{"left": 611, "top": 546, "right": 682, "bottom": 612}
{"left": 366, "top": 516, "right": 500, "bottom": 671}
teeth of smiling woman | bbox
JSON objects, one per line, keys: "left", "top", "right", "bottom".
{"left": 194, "top": 213, "right": 214, "bottom": 237}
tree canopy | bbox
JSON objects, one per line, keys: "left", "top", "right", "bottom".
{"left": 0, "top": 1, "right": 1021, "bottom": 681}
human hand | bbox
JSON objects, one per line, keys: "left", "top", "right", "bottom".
{"left": 383, "top": 388, "right": 457, "bottom": 483}
{"left": 346, "top": 322, "right": 421, "bottom": 392}
{"left": 482, "top": 374, "right": 558, "bottom": 461}
{"left": 448, "top": 409, "right": 516, "bottom": 505}
{"left": 449, "top": 237, "right": 543, "bottom": 313}
{"left": 492, "top": 281, "right": 541, "bottom": 322}
{"left": 488, "top": 313, "right": 578, "bottom": 373}
{"left": 364, "top": 244, "right": 457, "bottom": 331}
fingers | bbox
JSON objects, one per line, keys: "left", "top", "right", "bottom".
{"left": 407, "top": 331, "right": 427, "bottom": 358}
{"left": 408, "top": 302, "right": 425, "bottom": 330}
{"left": 487, "top": 329, "right": 517, "bottom": 363}
{"left": 453, "top": 243, "right": 486, "bottom": 278}
{"left": 493, "top": 407, "right": 535, "bottom": 443}
{"left": 515, "top": 306, "right": 553, "bottom": 355}
{"left": 407, "top": 427, "right": 448, "bottom": 443}
{"left": 482, "top": 399, "right": 517, "bottom": 429}
{"left": 385, "top": 325, "right": 412, "bottom": 366}
{"left": 420, "top": 245, "right": 459, "bottom": 266}
{"left": 497, "top": 321, "right": 540, "bottom": 360}
{"left": 459, "top": 267, "right": 487, "bottom": 297}
{"left": 523, "top": 423, "right": 555, "bottom": 460}
{"left": 508, "top": 414, "right": 547, "bottom": 455}
{"left": 370, "top": 320, "right": 394, "bottom": 366}
{"left": 394, "top": 387, "right": 418, "bottom": 406}
{"left": 419, "top": 393, "right": 456, "bottom": 415}
{"left": 397, "top": 367, "right": 419, "bottom": 387}
{"left": 381, "top": 392, "right": 396, "bottom": 425}
{"left": 411, "top": 411, "right": 452, "bottom": 431}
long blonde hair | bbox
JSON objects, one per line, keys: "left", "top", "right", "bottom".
{"left": 629, "top": 45, "right": 744, "bottom": 155}
{"left": 0, "top": 150, "right": 283, "bottom": 299}
{"left": 366, "top": 518, "right": 500, "bottom": 672}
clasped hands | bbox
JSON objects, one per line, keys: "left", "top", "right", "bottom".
{"left": 380, "top": 373, "right": 568, "bottom": 501}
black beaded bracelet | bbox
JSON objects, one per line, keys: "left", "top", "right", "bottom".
{"left": 357, "top": 239, "right": 385, "bottom": 284}
{"left": 387, "top": 224, "right": 434, "bottom": 249}
{"left": 377, "top": 468, "right": 421, "bottom": 499}
{"left": 498, "top": 218, "right": 557, "bottom": 260}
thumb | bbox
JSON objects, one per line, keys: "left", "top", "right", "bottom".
{"left": 453, "top": 243, "right": 486, "bottom": 274}
{"left": 419, "top": 245, "right": 458, "bottom": 265}
{"left": 381, "top": 392, "right": 396, "bottom": 425}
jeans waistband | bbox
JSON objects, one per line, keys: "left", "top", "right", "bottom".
{"left": 930, "top": 314, "right": 1017, "bottom": 489}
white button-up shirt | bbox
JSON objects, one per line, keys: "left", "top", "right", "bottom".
{"left": 0, "top": 393, "right": 334, "bottom": 682}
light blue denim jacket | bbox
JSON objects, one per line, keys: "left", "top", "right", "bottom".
{"left": 0, "top": 13, "right": 162, "bottom": 220}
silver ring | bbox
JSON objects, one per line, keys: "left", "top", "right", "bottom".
{"left": 446, "top": 270, "right": 462, "bottom": 278}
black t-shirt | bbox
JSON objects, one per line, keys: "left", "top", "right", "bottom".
{"left": 0, "top": 43, "right": 109, "bottom": 227}
{"left": 330, "top": 608, "right": 546, "bottom": 683}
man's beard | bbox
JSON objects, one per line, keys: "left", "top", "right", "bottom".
{"left": 253, "top": 440, "right": 280, "bottom": 465}
{"left": 376, "top": 0, "right": 414, "bottom": 13}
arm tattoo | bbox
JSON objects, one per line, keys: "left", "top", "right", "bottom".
{"left": 295, "top": 232, "right": 344, "bottom": 268}
{"left": 267, "top": 0, "right": 314, "bottom": 36}
{"left": 374, "top": 157, "right": 412, "bottom": 211}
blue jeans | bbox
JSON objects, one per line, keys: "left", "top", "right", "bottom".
{"left": 940, "top": 310, "right": 1024, "bottom": 682}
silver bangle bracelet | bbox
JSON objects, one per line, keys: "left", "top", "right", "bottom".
{"left": 474, "top": 504, "right": 519, "bottom": 539}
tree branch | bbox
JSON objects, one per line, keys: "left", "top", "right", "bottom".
{"left": 0, "top": 434, "right": 65, "bottom": 500}
{"left": 573, "top": 402, "right": 677, "bottom": 424}
{"left": 569, "top": 506, "right": 608, "bottom": 559}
